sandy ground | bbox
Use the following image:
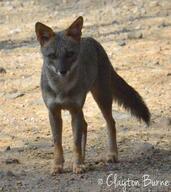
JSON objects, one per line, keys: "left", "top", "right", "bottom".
{"left": 0, "top": 0, "right": 171, "bottom": 191}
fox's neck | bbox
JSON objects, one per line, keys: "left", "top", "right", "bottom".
{"left": 45, "top": 63, "right": 80, "bottom": 95}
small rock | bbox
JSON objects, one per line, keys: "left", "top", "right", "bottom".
{"left": 6, "top": 170, "right": 15, "bottom": 177}
{"left": 114, "top": 67, "right": 120, "bottom": 71}
{"left": 19, "top": 170, "right": 27, "bottom": 176}
{"left": 0, "top": 67, "right": 6, "bottom": 74}
{"left": 24, "top": 142, "right": 29, "bottom": 146}
{"left": 16, "top": 181, "right": 22, "bottom": 185}
{"left": 5, "top": 158, "right": 20, "bottom": 164}
{"left": 158, "top": 22, "right": 167, "bottom": 28}
{"left": 33, "top": 146, "right": 38, "bottom": 150}
{"left": 135, "top": 25, "right": 141, "bottom": 30}
{"left": 122, "top": 127, "right": 129, "bottom": 132}
{"left": 70, "top": 176, "right": 75, "bottom": 181}
{"left": 62, "top": 0, "right": 69, "bottom": 3}
{"left": 150, "top": 1, "right": 160, "bottom": 7}
{"left": 5, "top": 146, "right": 11, "bottom": 151}
{"left": 133, "top": 142, "right": 154, "bottom": 156}
{"left": 117, "top": 40, "right": 126, "bottom": 46}
{"left": 122, "top": 27, "right": 129, "bottom": 33}
{"left": 79, "top": 175, "right": 84, "bottom": 179}
{"left": 127, "top": 32, "right": 143, "bottom": 39}
{"left": 5, "top": 92, "right": 24, "bottom": 99}
{"left": 0, "top": 171, "right": 5, "bottom": 178}
{"left": 9, "top": 28, "right": 21, "bottom": 35}
{"left": 167, "top": 73, "right": 171, "bottom": 76}
{"left": 31, "top": 98, "right": 44, "bottom": 105}
{"left": 154, "top": 61, "right": 160, "bottom": 65}
{"left": 17, "top": 148, "right": 24, "bottom": 153}
{"left": 112, "top": 20, "right": 119, "bottom": 25}
{"left": 96, "top": 161, "right": 104, "bottom": 167}
{"left": 17, "top": 148, "right": 24, "bottom": 152}
{"left": 0, "top": 92, "right": 5, "bottom": 97}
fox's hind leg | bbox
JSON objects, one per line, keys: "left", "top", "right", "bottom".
{"left": 91, "top": 85, "right": 118, "bottom": 163}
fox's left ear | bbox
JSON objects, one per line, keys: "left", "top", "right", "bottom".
{"left": 35, "top": 22, "right": 55, "bottom": 46}
{"left": 66, "top": 16, "right": 83, "bottom": 42}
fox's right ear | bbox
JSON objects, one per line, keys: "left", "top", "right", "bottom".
{"left": 35, "top": 22, "right": 55, "bottom": 46}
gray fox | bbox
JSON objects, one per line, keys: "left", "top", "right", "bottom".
{"left": 35, "top": 16, "right": 150, "bottom": 174}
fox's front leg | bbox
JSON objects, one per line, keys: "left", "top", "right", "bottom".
{"left": 70, "top": 108, "right": 87, "bottom": 174}
{"left": 49, "top": 109, "right": 64, "bottom": 174}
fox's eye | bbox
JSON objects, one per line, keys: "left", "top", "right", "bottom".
{"left": 66, "top": 51, "right": 74, "bottom": 58}
{"left": 48, "top": 53, "right": 57, "bottom": 60}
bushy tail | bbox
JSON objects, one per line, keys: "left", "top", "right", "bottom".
{"left": 111, "top": 68, "right": 150, "bottom": 125}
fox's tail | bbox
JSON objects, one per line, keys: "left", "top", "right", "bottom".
{"left": 111, "top": 68, "right": 150, "bottom": 125}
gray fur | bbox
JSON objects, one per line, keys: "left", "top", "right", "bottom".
{"left": 36, "top": 19, "right": 150, "bottom": 173}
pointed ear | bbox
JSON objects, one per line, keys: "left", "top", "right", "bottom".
{"left": 66, "top": 16, "right": 83, "bottom": 42}
{"left": 35, "top": 22, "right": 55, "bottom": 46}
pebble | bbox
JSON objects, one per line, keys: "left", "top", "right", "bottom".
{"left": 5, "top": 92, "right": 25, "bottom": 99}
{"left": 16, "top": 181, "right": 22, "bottom": 186}
{"left": 127, "top": 32, "right": 143, "bottom": 39}
{"left": 133, "top": 142, "right": 154, "bottom": 156}
{"left": 158, "top": 22, "right": 167, "bottom": 28}
{"left": 0, "top": 171, "right": 5, "bottom": 178}
{"left": 9, "top": 28, "right": 21, "bottom": 35}
{"left": 112, "top": 20, "right": 119, "bottom": 25}
{"left": 6, "top": 170, "right": 15, "bottom": 177}
{"left": 150, "top": 1, "right": 160, "bottom": 7}
{"left": 79, "top": 175, "right": 84, "bottom": 179}
{"left": 117, "top": 40, "right": 126, "bottom": 46}
{"left": 122, "top": 127, "right": 129, "bottom": 132}
{"left": 0, "top": 67, "right": 6, "bottom": 74}
{"left": 31, "top": 98, "right": 44, "bottom": 105}
{"left": 5, "top": 158, "right": 20, "bottom": 164}
{"left": 17, "top": 148, "right": 24, "bottom": 152}
{"left": 154, "top": 61, "right": 160, "bottom": 65}
{"left": 5, "top": 146, "right": 11, "bottom": 151}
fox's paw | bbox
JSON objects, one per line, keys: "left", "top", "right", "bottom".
{"left": 106, "top": 152, "right": 118, "bottom": 163}
{"left": 51, "top": 164, "right": 63, "bottom": 175}
{"left": 73, "top": 164, "right": 85, "bottom": 174}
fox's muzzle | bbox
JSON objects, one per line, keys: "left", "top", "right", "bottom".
{"left": 58, "top": 70, "right": 67, "bottom": 76}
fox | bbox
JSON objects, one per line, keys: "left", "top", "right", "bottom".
{"left": 35, "top": 16, "right": 150, "bottom": 174}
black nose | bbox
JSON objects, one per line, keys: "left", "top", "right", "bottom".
{"left": 59, "top": 70, "right": 67, "bottom": 76}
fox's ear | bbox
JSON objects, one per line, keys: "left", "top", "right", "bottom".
{"left": 35, "top": 22, "right": 54, "bottom": 46}
{"left": 66, "top": 16, "right": 83, "bottom": 42}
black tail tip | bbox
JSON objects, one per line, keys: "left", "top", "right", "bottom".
{"left": 142, "top": 110, "right": 151, "bottom": 126}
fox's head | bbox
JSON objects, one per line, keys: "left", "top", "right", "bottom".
{"left": 35, "top": 16, "right": 83, "bottom": 77}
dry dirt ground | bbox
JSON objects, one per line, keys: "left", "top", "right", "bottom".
{"left": 0, "top": 0, "right": 171, "bottom": 192}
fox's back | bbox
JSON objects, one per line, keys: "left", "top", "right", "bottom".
{"left": 80, "top": 37, "right": 112, "bottom": 87}
{"left": 77, "top": 37, "right": 100, "bottom": 89}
